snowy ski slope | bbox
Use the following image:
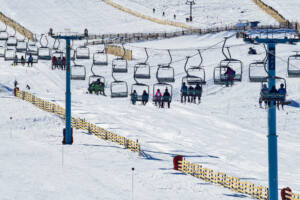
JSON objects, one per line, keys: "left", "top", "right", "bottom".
{"left": 0, "top": 0, "right": 300, "bottom": 199}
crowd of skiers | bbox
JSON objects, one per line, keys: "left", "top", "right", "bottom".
{"left": 51, "top": 56, "right": 66, "bottom": 70}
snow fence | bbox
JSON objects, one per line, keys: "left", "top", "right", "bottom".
{"left": 178, "top": 159, "right": 300, "bottom": 200}
{"left": 105, "top": 45, "right": 132, "bottom": 60}
{"left": 15, "top": 89, "right": 141, "bottom": 154}
{"left": 0, "top": 12, "right": 34, "bottom": 41}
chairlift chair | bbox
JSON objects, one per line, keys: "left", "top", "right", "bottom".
{"left": 0, "top": 31, "right": 8, "bottom": 41}
{"left": 0, "top": 46, "right": 5, "bottom": 57}
{"left": 71, "top": 64, "right": 86, "bottom": 80}
{"left": 131, "top": 83, "right": 149, "bottom": 101}
{"left": 152, "top": 82, "right": 173, "bottom": 103}
{"left": 249, "top": 61, "right": 267, "bottom": 82}
{"left": 6, "top": 36, "right": 17, "bottom": 46}
{"left": 4, "top": 48, "right": 16, "bottom": 61}
{"left": 27, "top": 43, "right": 38, "bottom": 55}
{"left": 183, "top": 54, "right": 206, "bottom": 85}
{"left": 156, "top": 64, "right": 175, "bottom": 83}
{"left": 260, "top": 76, "right": 287, "bottom": 102}
{"left": 134, "top": 62, "right": 151, "bottom": 79}
{"left": 88, "top": 75, "right": 106, "bottom": 95}
{"left": 93, "top": 50, "right": 108, "bottom": 65}
{"left": 287, "top": 51, "right": 300, "bottom": 77}
{"left": 52, "top": 50, "right": 64, "bottom": 59}
{"left": 110, "top": 70, "right": 128, "bottom": 98}
{"left": 38, "top": 47, "right": 51, "bottom": 60}
{"left": 76, "top": 46, "right": 90, "bottom": 59}
{"left": 16, "top": 40, "right": 27, "bottom": 53}
{"left": 219, "top": 58, "right": 243, "bottom": 81}
{"left": 213, "top": 65, "right": 233, "bottom": 85}
{"left": 112, "top": 57, "right": 128, "bottom": 73}
{"left": 25, "top": 52, "right": 38, "bottom": 63}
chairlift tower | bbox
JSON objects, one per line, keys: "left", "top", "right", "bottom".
{"left": 50, "top": 29, "right": 86, "bottom": 145}
{"left": 185, "top": 0, "right": 195, "bottom": 22}
{"left": 243, "top": 29, "right": 300, "bottom": 200}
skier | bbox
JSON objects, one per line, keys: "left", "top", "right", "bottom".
{"left": 131, "top": 90, "right": 138, "bottom": 105}
{"left": 181, "top": 82, "right": 188, "bottom": 103}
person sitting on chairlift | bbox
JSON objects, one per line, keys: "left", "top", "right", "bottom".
{"left": 13, "top": 55, "right": 18, "bottom": 66}
{"left": 21, "top": 56, "right": 25, "bottom": 66}
{"left": 162, "top": 88, "right": 171, "bottom": 108}
{"left": 57, "top": 57, "right": 62, "bottom": 69}
{"left": 187, "top": 85, "right": 194, "bottom": 103}
{"left": 52, "top": 56, "right": 57, "bottom": 70}
{"left": 154, "top": 89, "right": 162, "bottom": 107}
{"left": 181, "top": 82, "right": 188, "bottom": 103}
{"left": 194, "top": 83, "right": 202, "bottom": 104}
{"left": 28, "top": 54, "right": 33, "bottom": 67}
{"left": 259, "top": 84, "right": 268, "bottom": 108}
{"left": 62, "top": 57, "right": 66, "bottom": 70}
{"left": 224, "top": 66, "right": 235, "bottom": 86}
{"left": 131, "top": 90, "right": 138, "bottom": 105}
{"left": 248, "top": 47, "right": 257, "bottom": 55}
{"left": 277, "top": 83, "right": 286, "bottom": 110}
{"left": 142, "top": 90, "right": 149, "bottom": 105}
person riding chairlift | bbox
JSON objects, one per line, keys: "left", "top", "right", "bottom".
{"left": 142, "top": 90, "right": 149, "bottom": 105}
{"left": 277, "top": 83, "right": 286, "bottom": 110}
{"left": 162, "top": 88, "right": 171, "bottom": 108}
{"left": 181, "top": 82, "right": 188, "bottom": 103}
{"left": 224, "top": 66, "right": 235, "bottom": 86}
{"left": 154, "top": 89, "right": 162, "bottom": 107}
{"left": 131, "top": 90, "right": 138, "bottom": 105}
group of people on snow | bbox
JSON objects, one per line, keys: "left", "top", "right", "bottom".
{"left": 259, "top": 83, "right": 286, "bottom": 109}
{"left": 52, "top": 56, "right": 66, "bottom": 70}
{"left": 181, "top": 82, "right": 202, "bottom": 104}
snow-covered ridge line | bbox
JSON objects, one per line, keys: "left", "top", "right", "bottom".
{"left": 178, "top": 159, "right": 269, "bottom": 200}
{"left": 0, "top": 12, "right": 34, "bottom": 40}
{"left": 103, "top": 0, "right": 195, "bottom": 30}
{"left": 15, "top": 89, "right": 141, "bottom": 154}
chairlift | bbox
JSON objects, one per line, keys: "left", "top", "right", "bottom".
{"left": 0, "top": 31, "right": 8, "bottom": 41}
{"left": 52, "top": 50, "right": 64, "bottom": 59}
{"left": 112, "top": 44, "right": 128, "bottom": 73}
{"left": 4, "top": 48, "right": 16, "bottom": 61}
{"left": 38, "top": 34, "right": 51, "bottom": 60}
{"left": 287, "top": 51, "right": 300, "bottom": 77}
{"left": 52, "top": 38, "right": 61, "bottom": 50}
{"left": 249, "top": 61, "right": 267, "bottom": 82}
{"left": 260, "top": 76, "right": 287, "bottom": 102}
{"left": 76, "top": 45, "right": 90, "bottom": 59}
{"left": 152, "top": 82, "right": 173, "bottom": 103}
{"left": 182, "top": 51, "right": 206, "bottom": 85}
{"left": 112, "top": 57, "right": 128, "bottom": 73}
{"left": 71, "top": 62, "right": 86, "bottom": 80}
{"left": 134, "top": 48, "right": 150, "bottom": 79}
{"left": 110, "top": 70, "right": 128, "bottom": 98}
{"left": 16, "top": 40, "right": 27, "bottom": 53}
{"left": 27, "top": 42, "right": 38, "bottom": 55}
{"left": 131, "top": 83, "right": 150, "bottom": 102}
{"left": 6, "top": 36, "right": 17, "bottom": 46}
{"left": 0, "top": 23, "right": 7, "bottom": 32}
{"left": 156, "top": 50, "right": 175, "bottom": 83}
{"left": 88, "top": 75, "right": 106, "bottom": 95}
{"left": 93, "top": 50, "right": 108, "bottom": 65}
{"left": 25, "top": 52, "right": 38, "bottom": 63}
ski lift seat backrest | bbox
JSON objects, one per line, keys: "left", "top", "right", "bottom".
{"left": 93, "top": 51, "right": 108, "bottom": 65}
{"left": 6, "top": 36, "right": 17, "bottom": 46}
{"left": 287, "top": 53, "right": 300, "bottom": 77}
{"left": 71, "top": 64, "right": 86, "bottom": 80}
{"left": 156, "top": 64, "right": 175, "bottom": 83}
{"left": 112, "top": 58, "right": 128, "bottom": 73}
{"left": 186, "top": 66, "right": 206, "bottom": 85}
{"left": 0, "top": 31, "right": 8, "bottom": 40}
{"left": 76, "top": 46, "right": 90, "bottom": 59}
{"left": 38, "top": 47, "right": 51, "bottom": 60}
{"left": 4, "top": 49, "right": 16, "bottom": 61}
{"left": 110, "top": 81, "right": 128, "bottom": 98}
{"left": 249, "top": 61, "right": 267, "bottom": 82}
{"left": 134, "top": 62, "right": 150, "bottom": 79}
